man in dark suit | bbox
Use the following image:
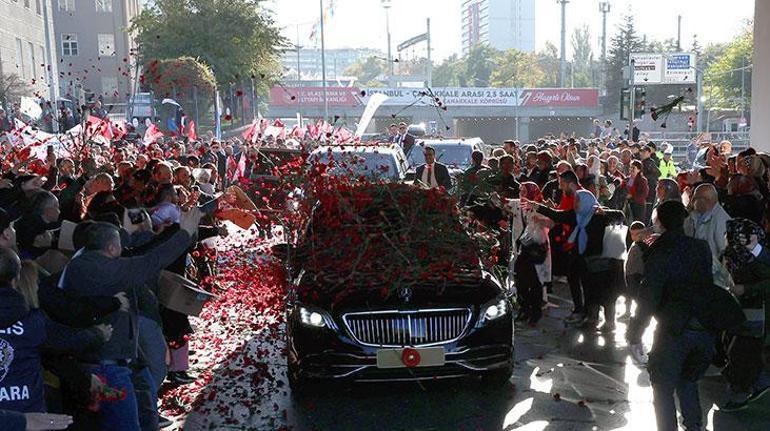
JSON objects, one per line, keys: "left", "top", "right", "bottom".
{"left": 627, "top": 201, "right": 715, "bottom": 431}
{"left": 395, "top": 122, "right": 416, "bottom": 154}
{"left": 415, "top": 146, "right": 452, "bottom": 190}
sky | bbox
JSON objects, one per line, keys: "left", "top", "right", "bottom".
{"left": 266, "top": 0, "right": 755, "bottom": 62}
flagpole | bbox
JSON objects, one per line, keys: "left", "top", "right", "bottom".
{"left": 319, "top": 0, "right": 329, "bottom": 122}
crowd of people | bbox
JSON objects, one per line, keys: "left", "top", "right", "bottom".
{"left": 0, "top": 108, "right": 767, "bottom": 431}
{"left": 0, "top": 125, "right": 268, "bottom": 430}
{"left": 450, "top": 133, "right": 769, "bottom": 430}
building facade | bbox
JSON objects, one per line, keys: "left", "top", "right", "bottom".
{"left": 461, "top": 0, "right": 535, "bottom": 56}
{"left": 281, "top": 47, "right": 384, "bottom": 82}
{"left": 52, "top": 0, "right": 140, "bottom": 103}
{"left": 0, "top": 0, "right": 59, "bottom": 106}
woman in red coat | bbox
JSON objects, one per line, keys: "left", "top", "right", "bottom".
{"left": 625, "top": 160, "right": 649, "bottom": 223}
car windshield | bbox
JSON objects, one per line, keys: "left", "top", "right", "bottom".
{"left": 408, "top": 145, "right": 472, "bottom": 168}
{"left": 312, "top": 150, "right": 399, "bottom": 180}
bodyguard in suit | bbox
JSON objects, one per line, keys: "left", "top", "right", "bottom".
{"left": 415, "top": 146, "right": 452, "bottom": 190}
{"left": 395, "top": 122, "right": 416, "bottom": 154}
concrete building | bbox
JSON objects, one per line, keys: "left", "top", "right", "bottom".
{"left": 0, "top": 0, "right": 58, "bottom": 106}
{"left": 281, "top": 47, "right": 383, "bottom": 82}
{"left": 53, "top": 0, "right": 141, "bottom": 103}
{"left": 461, "top": 0, "right": 535, "bottom": 56}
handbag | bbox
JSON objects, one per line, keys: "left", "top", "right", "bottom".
{"left": 601, "top": 224, "right": 628, "bottom": 260}
{"left": 518, "top": 241, "right": 547, "bottom": 265}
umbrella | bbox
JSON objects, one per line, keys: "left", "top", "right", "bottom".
{"left": 161, "top": 98, "right": 181, "bottom": 107}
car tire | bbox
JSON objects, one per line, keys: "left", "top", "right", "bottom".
{"left": 481, "top": 362, "right": 513, "bottom": 387}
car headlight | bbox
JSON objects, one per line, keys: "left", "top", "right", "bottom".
{"left": 299, "top": 306, "right": 328, "bottom": 328}
{"left": 480, "top": 298, "right": 509, "bottom": 324}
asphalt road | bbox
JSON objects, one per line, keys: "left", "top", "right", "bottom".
{"left": 182, "top": 283, "right": 770, "bottom": 431}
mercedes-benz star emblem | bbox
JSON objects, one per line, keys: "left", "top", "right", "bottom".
{"left": 398, "top": 286, "right": 413, "bottom": 303}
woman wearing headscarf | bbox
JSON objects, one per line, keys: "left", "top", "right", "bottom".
{"left": 719, "top": 218, "right": 770, "bottom": 411}
{"left": 524, "top": 190, "right": 625, "bottom": 330}
{"left": 724, "top": 175, "right": 764, "bottom": 224}
{"left": 510, "top": 182, "right": 552, "bottom": 326}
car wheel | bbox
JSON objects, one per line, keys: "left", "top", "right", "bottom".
{"left": 481, "top": 362, "right": 513, "bottom": 387}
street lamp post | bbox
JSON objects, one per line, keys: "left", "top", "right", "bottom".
{"left": 382, "top": 0, "right": 394, "bottom": 86}
{"left": 319, "top": 0, "right": 329, "bottom": 122}
{"left": 558, "top": 0, "right": 569, "bottom": 88}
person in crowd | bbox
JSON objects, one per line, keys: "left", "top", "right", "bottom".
{"left": 415, "top": 146, "right": 452, "bottom": 190}
{"left": 525, "top": 190, "right": 625, "bottom": 330}
{"left": 627, "top": 201, "right": 715, "bottom": 431}
{"left": 659, "top": 144, "right": 678, "bottom": 179}
{"left": 724, "top": 174, "right": 764, "bottom": 224}
{"left": 60, "top": 216, "right": 197, "bottom": 430}
{"left": 640, "top": 145, "right": 661, "bottom": 223}
{"left": 624, "top": 160, "right": 649, "bottom": 223}
{"left": 15, "top": 191, "right": 61, "bottom": 260}
{"left": 623, "top": 221, "right": 648, "bottom": 321}
{"left": 394, "top": 122, "right": 415, "bottom": 154}
{"left": 512, "top": 182, "right": 551, "bottom": 327}
{"left": 719, "top": 218, "right": 770, "bottom": 411}
{"left": 684, "top": 183, "right": 731, "bottom": 261}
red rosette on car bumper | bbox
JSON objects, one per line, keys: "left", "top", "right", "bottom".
{"left": 401, "top": 347, "right": 421, "bottom": 368}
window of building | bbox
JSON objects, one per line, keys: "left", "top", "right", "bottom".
{"left": 28, "top": 42, "right": 36, "bottom": 80}
{"left": 15, "top": 38, "right": 25, "bottom": 79}
{"left": 24, "top": 0, "right": 30, "bottom": 8}
{"left": 62, "top": 33, "right": 78, "bottom": 56}
{"left": 97, "top": 33, "right": 116, "bottom": 57}
{"left": 101, "top": 76, "right": 119, "bottom": 97}
{"left": 35, "top": 0, "right": 41, "bottom": 14}
{"left": 58, "top": 0, "right": 75, "bottom": 12}
{"left": 95, "top": 0, "right": 112, "bottom": 12}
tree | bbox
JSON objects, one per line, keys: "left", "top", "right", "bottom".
{"left": 0, "top": 73, "right": 30, "bottom": 112}
{"left": 464, "top": 44, "right": 498, "bottom": 87}
{"left": 644, "top": 37, "right": 679, "bottom": 53}
{"left": 536, "top": 42, "right": 560, "bottom": 87}
{"left": 129, "top": 0, "right": 286, "bottom": 91}
{"left": 142, "top": 57, "right": 217, "bottom": 116}
{"left": 432, "top": 54, "right": 465, "bottom": 87}
{"left": 691, "top": 34, "right": 703, "bottom": 57}
{"left": 605, "top": 14, "right": 645, "bottom": 112}
{"left": 344, "top": 57, "right": 387, "bottom": 85}
{"left": 704, "top": 25, "right": 752, "bottom": 110}
{"left": 489, "top": 49, "right": 543, "bottom": 87}
{"left": 571, "top": 25, "right": 595, "bottom": 87}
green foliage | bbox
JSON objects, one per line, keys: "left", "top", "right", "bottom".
{"left": 536, "top": 42, "right": 561, "bottom": 87}
{"left": 489, "top": 49, "right": 543, "bottom": 87}
{"left": 344, "top": 57, "right": 387, "bottom": 84}
{"left": 142, "top": 57, "right": 217, "bottom": 115}
{"left": 464, "top": 44, "right": 498, "bottom": 87}
{"left": 432, "top": 54, "right": 465, "bottom": 87}
{"left": 129, "top": 0, "right": 287, "bottom": 90}
{"left": 571, "top": 25, "right": 595, "bottom": 87}
{"left": 704, "top": 25, "right": 752, "bottom": 110}
{"left": 605, "top": 15, "right": 645, "bottom": 113}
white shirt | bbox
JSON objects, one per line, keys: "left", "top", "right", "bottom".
{"left": 421, "top": 163, "right": 438, "bottom": 188}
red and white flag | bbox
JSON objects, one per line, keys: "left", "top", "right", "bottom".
{"left": 111, "top": 120, "right": 128, "bottom": 141}
{"left": 143, "top": 122, "right": 164, "bottom": 145}
{"left": 186, "top": 121, "right": 198, "bottom": 141}
{"left": 242, "top": 120, "right": 258, "bottom": 143}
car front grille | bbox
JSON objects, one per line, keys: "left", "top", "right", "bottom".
{"left": 342, "top": 308, "right": 472, "bottom": 347}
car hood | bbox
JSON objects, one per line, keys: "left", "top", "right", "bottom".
{"left": 295, "top": 270, "right": 503, "bottom": 314}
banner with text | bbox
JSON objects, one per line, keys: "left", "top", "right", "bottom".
{"left": 270, "top": 87, "right": 599, "bottom": 108}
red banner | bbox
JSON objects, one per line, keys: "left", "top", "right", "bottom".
{"left": 269, "top": 87, "right": 360, "bottom": 107}
{"left": 519, "top": 89, "right": 598, "bottom": 107}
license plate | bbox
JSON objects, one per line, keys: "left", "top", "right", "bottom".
{"left": 376, "top": 347, "right": 446, "bottom": 369}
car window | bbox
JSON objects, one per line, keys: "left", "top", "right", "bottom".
{"left": 312, "top": 150, "right": 400, "bottom": 180}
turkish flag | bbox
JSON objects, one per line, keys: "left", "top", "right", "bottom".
{"left": 186, "top": 121, "right": 197, "bottom": 141}
{"left": 111, "top": 120, "right": 127, "bottom": 141}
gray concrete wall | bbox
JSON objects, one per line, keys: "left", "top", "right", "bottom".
{"left": 0, "top": 0, "right": 56, "bottom": 103}
{"left": 53, "top": 0, "right": 139, "bottom": 103}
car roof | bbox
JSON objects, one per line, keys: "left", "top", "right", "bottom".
{"left": 417, "top": 138, "right": 482, "bottom": 147}
{"left": 313, "top": 144, "right": 403, "bottom": 154}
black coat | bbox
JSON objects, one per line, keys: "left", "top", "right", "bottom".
{"left": 627, "top": 231, "right": 713, "bottom": 343}
{"left": 415, "top": 162, "right": 452, "bottom": 190}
